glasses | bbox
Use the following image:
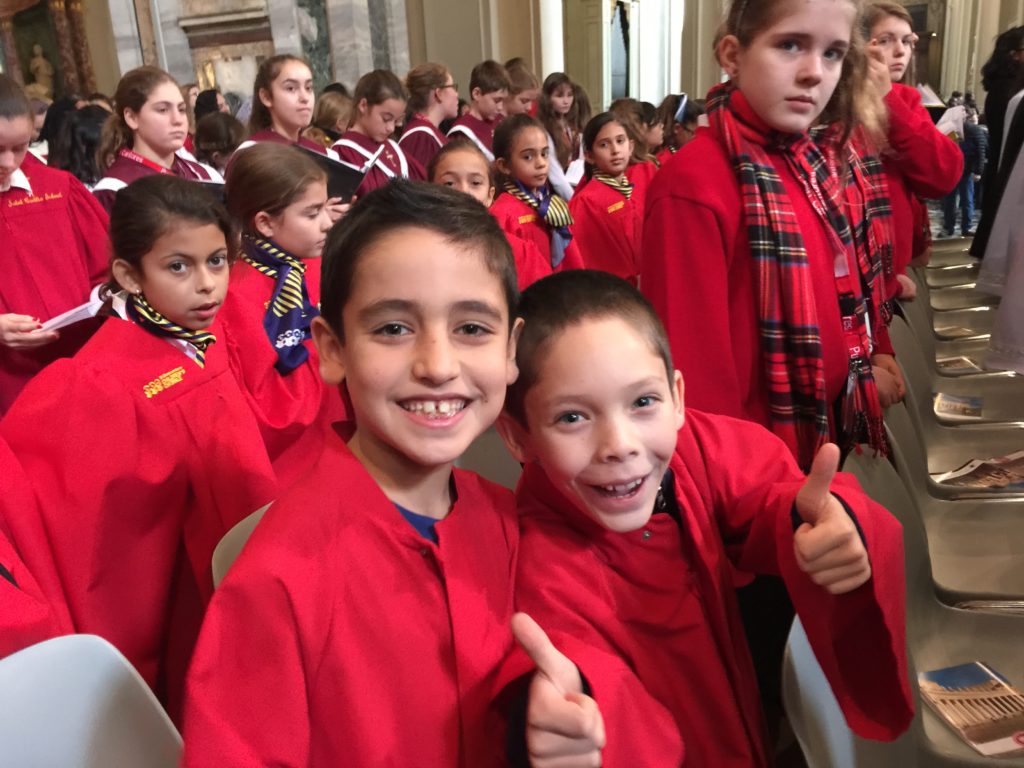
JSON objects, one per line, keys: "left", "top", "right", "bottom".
{"left": 438, "top": 82, "right": 459, "bottom": 91}
{"left": 873, "top": 33, "right": 919, "bottom": 49}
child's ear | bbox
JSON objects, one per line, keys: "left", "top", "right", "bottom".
{"left": 257, "top": 87, "right": 273, "bottom": 110}
{"left": 671, "top": 369, "right": 686, "bottom": 431}
{"left": 311, "top": 316, "right": 346, "bottom": 385}
{"left": 122, "top": 108, "right": 140, "bottom": 132}
{"left": 506, "top": 317, "right": 524, "bottom": 385}
{"left": 253, "top": 211, "right": 275, "bottom": 240}
{"left": 717, "top": 34, "right": 742, "bottom": 81}
{"left": 583, "top": 148, "right": 594, "bottom": 166}
{"left": 494, "top": 156, "right": 510, "bottom": 178}
{"left": 471, "top": 87, "right": 483, "bottom": 103}
{"left": 495, "top": 411, "right": 532, "bottom": 464}
{"left": 111, "top": 258, "right": 142, "bottom": 296}
{"left": 358, "top": 97, "right": 369, "bottom": 116}
{"left": 484, "top": 185, "right": 496, "bottom": 207}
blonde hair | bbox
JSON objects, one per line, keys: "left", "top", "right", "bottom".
{"left": 313, "top": 91, "right": 352, "bottom": 133}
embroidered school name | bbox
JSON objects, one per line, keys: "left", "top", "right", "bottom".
{"left": 7, "top": 192, "right": 63, "bottom": 207}
{"left": 144, "top": 366, "right": 186, "bottom": 398}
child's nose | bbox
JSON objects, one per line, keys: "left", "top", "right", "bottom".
{"left": 596, "top": 416, "right": 641, "bottom": 462}
{"left": 412, "top": 333, "right": 459, "bottom": 384}
{"left": 798, "top": 54, "right": 824, "bottom": 84}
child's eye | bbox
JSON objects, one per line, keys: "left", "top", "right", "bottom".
{"left": 208, "top": 254, "right": 227, "bottom": 268}
{"left": 540, "top": 147, "right": 549, "bottom": 158}
{"left": 374, "top": 323, "right": 410, "bottom": 336}
{"left": 634, "top": 395, "right": 659, "bottom": 409}
{"left": 556, "top": 411, "right": 585, "bottom": 425}
{"left": 779, "top": 39, "right": 801, "bottom": 53}
{"left": 457, "top": 322, "right": 492, "bottom": 337}
{"left": 824, "top": 46, "right": 847, "bottom": 62}
{"left": 168, "top": 261, "right": 187, "bottom": 273}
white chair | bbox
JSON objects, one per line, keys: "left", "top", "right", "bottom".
{"left": 211, "top": 501, "right": 273, "bottom": 587}
{"left": 783, "top": 449, "right": 1024, "bottom": 767}
{"left": 0, "top": 634, "right": 182, "bottom": 767}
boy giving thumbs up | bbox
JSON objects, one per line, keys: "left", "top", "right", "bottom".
{"left": 499, "top": 271, "right": 913, "bottom": 768}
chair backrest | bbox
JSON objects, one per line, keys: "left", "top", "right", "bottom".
{"left": 212, "top": 502, "right": 273, "bottom": 588}
{"left": 0, "top": 634, "right": 181, "bottom": 767}
{"left": 887, "top": 316, "right": 937, "bottom": 437}
{"left": 782, "top": 618, "right": 859, "bottom": 768}
{"left": 882, "top": 400, "right": 936, "bottom": 501}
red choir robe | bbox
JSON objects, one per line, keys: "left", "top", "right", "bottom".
{"left": 0, "top": 154, "right": 110, "bottom": 415}
{"left": 398, "top": 114, "right": 447, "bottom": 170}
{"left": 217, "top": 257, "right": 346, "bottom": 488}
{"left": 0, "top": 316, "right": 278, "bottom": 711}
{"left": 640, "top": 94, "right": 893, "bottom": 432}
{"left": 448, "top": 112, "right": 501, "bottom": 159}
{"left": 489, "top": 192, "right": 585, "bottom": 274}
{"left": 656, "top": 146, "right": 677, "bottom": 167}
{"left": 92, "top": 150, "right": 217, "bottom": 214}
{"left": 880, "top": 83, "right": 962, "bottom": 299}
{"left": 504, "top": 228, "right": 553, "bottom": 291}
{"left": 332, "top": 130, "right": 426, "bottom": 197}
{"left": 568, "top": 175, "right": 642, "bottom": 283}
{"left": 0, "top": 436, "right": 71, "bottom": 659}
{"left": 514, "top": 410, "right": 913, "bottom": 767}
{"left": 625, "top": 159, "right": 658, "bottom": 215}
{"left": 183, "top": 432, "right": 521, "bottom": 767}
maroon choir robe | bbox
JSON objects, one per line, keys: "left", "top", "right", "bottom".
{"left": 0, "top": 316, "right": 278, "bottom": 712}
{"left": 448, "top": 112, "right": 501, "bottom": 159}
{"left": 0, "top": 436, "right": 71, "bottom": 658}
{"left": 0, "top": 154, "right": 110, "bottom": 414}
{"left": 217, "top": 257, "right": 346, "bottom": 488}
{"left": 183, "top": 432, "right": 521, "bottom": 767}
{"left": 332, "top": 130, "right": 425, "bottom": 197}
{"left": 489, "top": 192, "right": 585, "bottom": 273}
{"left": 245, "top": 128, "right": 331, "bottom": 155}
{"left": 568, "top": 176, "right": 642, "bottom": 283}
{"left": 398, "top": 114, "right": 448, "bottom": 170}
{"left": 92, "top": 150, "right": 216, "bottom": 214}
{"left": 514, "top": 410, "right": 913, "bottom": 767}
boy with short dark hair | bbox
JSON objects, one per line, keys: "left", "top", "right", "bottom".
{"left": 498, "top": 270, "right": 914, "bottom": 767}
{"left": 448, "top": 59, "right": 510, "bottom": 160}
{"left": 183, "top": 182, "right": 603, "bottom": 767}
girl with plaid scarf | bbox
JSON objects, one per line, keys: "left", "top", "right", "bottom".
{"left": 640, "top": 0, "right": 906, "bottom": 745}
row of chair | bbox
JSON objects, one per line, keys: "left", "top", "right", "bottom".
{"left": 784, "top": 237, "right": 1024, "bottom": 766}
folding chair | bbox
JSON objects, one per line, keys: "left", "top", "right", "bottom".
{"left": 211, "top": 501, "right": 273, "bottom": 588}
{"left": 0, "top": 634, "right": 182, "bottom": 767}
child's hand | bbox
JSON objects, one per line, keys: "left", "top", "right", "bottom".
{"left": 896, "top": 273, "right": 917, "bottom": 300}
{"left": 866, "top": 44, "right": 893, "bottom": 98}
{"left": 325, "top": 196, "right": 354, "bottom": 222}
{"left": 512, "top": 612, "right": 605, "bottom": 768}
{"left": 0, "top": 313, "right": 59, "bottom": 349}
{"left": 794, "top": 444, "right": 872, "bottom": 595}
{"left": 871, "top": 353, "right": 906, "bottom": 407}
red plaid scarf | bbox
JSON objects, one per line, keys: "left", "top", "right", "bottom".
{"left": 706, "top": 83, "right": 891, "bottom": 469}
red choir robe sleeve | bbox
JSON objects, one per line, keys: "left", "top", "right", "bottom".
{"left": 640, "top": 183, "right": 747, "bottom": 419}
{"left": 684, "top": 411, "right": 913, "bottom": 740}
{"left": 569, "top": 184, "right": 642, "bottom": 283}
{"left": 506, "top": 230, "right": 553, "bottom": 291}
{"left": 66, "top": 175, "right": 113, "bottom": 287}
{"left": 884, "top": 85, "right": 963, "bottom": 198}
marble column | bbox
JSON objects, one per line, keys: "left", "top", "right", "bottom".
{"left": 67, "top": 0, "right": 96, "bottom": 92}
{"left": 149, "top": 0, "right": 193, "bottom": 83}
{"left": 680, "top": 0, "right": 724, "bottom": 100}
{"left": 46, "top": 0, "right": 81, "bottom": 92}
{"left": 538, "top": 0, "right": 564, "bottom": 75}
{"left": 106, "top": 0, "right": 145, "bottom": 75}
{"left": 325, "top": 0, "right": 372, "bottom": 89}
{"left": 0, "top": 15, "right": 22, "bottom": 82}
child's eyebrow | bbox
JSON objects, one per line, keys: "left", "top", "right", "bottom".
{"left": 358, "top": 299, "right": 415, "bottom": 321}
{"left": 453, "top": 300, "right": 503, "bottom": 321}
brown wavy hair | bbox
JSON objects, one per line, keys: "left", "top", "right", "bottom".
{"left": 98, "top": 66, "right": 178, "bottom": 171}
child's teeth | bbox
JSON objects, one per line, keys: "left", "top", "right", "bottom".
{"left": 404, "top": 400, "right": 466, "bottom": 417}
{"left": 423, "top": 401, "right": 436, "bottom": 415}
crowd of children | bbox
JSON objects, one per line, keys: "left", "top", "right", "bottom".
{"left": 1, "top": 0, "right": 971, "bottom": 763}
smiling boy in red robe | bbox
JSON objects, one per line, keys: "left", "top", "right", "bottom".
{"left": 183, "top": 181, "right": 605, "bottom": 767}
{"left": 497, "top": 270, "right": 914, "bottom": 767}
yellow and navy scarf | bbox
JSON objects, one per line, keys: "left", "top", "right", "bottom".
{"left": 242, "top": 236, "right": 317, "bottom": 375}
{"left": 503, "top": 180, "right": 574, "bottom": 267}
{"left": 127, "top": 294, "right": 216, "bottom": 368}
{"left": 593, "top": 173, "right": 633, "bottom": 199}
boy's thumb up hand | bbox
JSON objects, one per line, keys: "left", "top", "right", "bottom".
{"left": 512, "top": 612, "right": 605, "bottom": 767}
{"left": 793, "top": 444, "right": 872, "bottom": 595}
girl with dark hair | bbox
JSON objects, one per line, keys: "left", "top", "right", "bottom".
{"left": 218, "top": 142, "right": 346, "bottom": 486}
{"left": 48, "top": 104, "right": 109, "bottom": 188}
{"left": 569, "top": 112, "right": 642, "bottom": 284}
{"left": 332, "top": 69, "right": 425, "bottom": 195}
{"left": 0, "top": 74, "right": 111, "bottom": 414}
{"left": 537, "top": 72, "right": 590, "bottom": 199}
{"left": 1, "top": 174, "right": 277, "bottom": 717}
{"left": 654, "top": 93, "right": 704, "bottom": 164}
{"left": 93, "top": 66, "right": 221, "bottom": 213}
{"left": 242, "top": 55, "right": 331, "bottom": 156}
{"left": 193, "top": 111, "right": 245, "bottom": 175}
